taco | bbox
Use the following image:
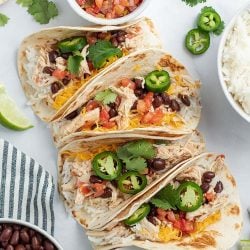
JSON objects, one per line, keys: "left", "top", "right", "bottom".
{"left": 58, "top": 131, "right": 205, "bottom": 230}
{"left": 87, "top": 153, "right": 242, "bottom": 250}
{"left": 17, "top": 17, "right": 162, "bottom": 122}
{"left": 51, "top": 49, "right": 201, "bottom": 146}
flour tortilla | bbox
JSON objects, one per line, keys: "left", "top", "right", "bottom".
{"left": 51, "top": 48, "right": 201, "bottom": 147}
{"left": 17, "top": 17, "right": 162, "bottom": 122}
{"left": 87, "top": 153, "right": 242, "bottom": 250}
{"left": 58, "top": 131, "right": 205, "bottom": 230}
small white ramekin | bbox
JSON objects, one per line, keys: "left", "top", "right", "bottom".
{"left": 66, "top": 0, "right": 151, "bottom": 26}
{"left": 0, "top": 218, "right": 63, "bottom": 249}
{"left": 217, "top": 2, "right": 250, "bottom": 123}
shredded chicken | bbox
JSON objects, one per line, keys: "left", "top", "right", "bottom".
{"left": 175, "top": 166, "right": 202, "bottom": 185}
{"left": 79, "top": 45, "right": 90, "bottom": 77}
{"left": 55, "top": 57, "right": 67, "bottom": 71}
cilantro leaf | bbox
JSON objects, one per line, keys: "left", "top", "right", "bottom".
{"left": 95, "top": 89, "right": 117, "bottom": 105}
{"left": 16, "top": 0, "right": 33, "bottom": 7}
{"left": 182, "top": 0, "right": 206, "bottom": 7}
{"left": 124, "top": 157, "right": 147, "bottom": 172}
{"left": 213, "top": 21, "right": 225, "bottom": 36}
{"left": 28, "top": 0, "right": 58, "bottom": 24}
{"left": 150, "top": 198, "right": 175, "bottom": 210}
{"left": 153, "top": 184, "right": 179, "bottom": 210}
{"left": 0, "top": 13, "right": 9, "bottom": 27}
{"left": 126, "top": 140, "right": 156, "bottom": 159}
{"left": 117, "top": 144, "right": 132, "bottom": 162}
{"left": 88, "top": 40, "right": 123, "bottom": 69}
{"left": 67, "top": 55, "right": 83, "bottom": 74}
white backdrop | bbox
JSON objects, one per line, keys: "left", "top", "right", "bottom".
{"left": 0, "top": 0, "right": 249, "bottom": 249}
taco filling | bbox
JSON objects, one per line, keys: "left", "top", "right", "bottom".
{"left": 88, "top": 154, "right": 234, "bottom": 248}
{"left": 60, "top": 133, "right": 204, "bottom": 229}
{"left": 55, "top": 70, "right": 200, "bottom": 137}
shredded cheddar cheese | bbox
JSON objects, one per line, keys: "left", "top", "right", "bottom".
{"left": 63, "top": 144, "right": 118, "bottom": 161}
{"left": 158, "top": 226, "right": 182, "bottom": 243}
{"left": 193, "top": 211, "right": 221, "bottom": 235}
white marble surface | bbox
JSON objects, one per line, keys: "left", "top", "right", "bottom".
{"left": 0, "top": 0, "right": 249, "bottom": 249}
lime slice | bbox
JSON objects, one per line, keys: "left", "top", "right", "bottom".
{"left": 240, "top": 240, "right": 250, "bottom": 250}
{"left": 0, "top": 85, "right": 33, "bottom": 131}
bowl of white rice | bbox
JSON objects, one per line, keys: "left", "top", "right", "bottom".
{"left": 218, "top": 3, "right": 250, "bottom": 122}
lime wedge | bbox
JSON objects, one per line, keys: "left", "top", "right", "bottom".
{"left": 0, "top": 85, "right": 33, "bottom": 131}
{"left": 240, "top": 240, "right": 250, "bottom": 250}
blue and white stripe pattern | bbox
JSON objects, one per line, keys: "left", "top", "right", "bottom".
{"left": 0, "top": 139, "right": 55, "bottom": 235}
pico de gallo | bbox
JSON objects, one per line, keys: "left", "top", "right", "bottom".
{"left": 76, "top": 0, "right": 143, "bottom": 19}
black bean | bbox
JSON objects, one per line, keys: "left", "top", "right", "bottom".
{"left": 203, "top": 177, "right": 212, "bottom": 183}
{"left": 109, "top": 108, "right": 118, "bottom": 118}
{"left": 10, "top": 231, "right": 19, "bottom": 246}
{"left": 111, "top": 180, "right": 118, "bottom": 188}
{"left": 28, "top": 230, "right": 35, "bottom": 238}
{"left": 62, "top": 77, "right": 71, "bottom": 86}
{"left": 111, "top": 37, "right": 118, "bottom": 47}
{"left": 15, "top": 244, "right": 25, "bottom": 250}
{"left": 25, "top": 244, "right": 32, "bottom": 250}
{"left": 0, "top": 227, "right": 13, "bottom": 242}
{"left": 97, "top": 32, "right": 108, "bottom": 40}
{"left": 152, "top": 95, "right": 163, "bottom": 108}
{"left": 170, "top": 99, "right": 181, "bottom": 112}
{"left": 134, "top": 79, "right": 143, "bottom": 89}
{"left": 117, "top": 35, "right": 126, "bottom": 43}
{"left": 149, "top": 207, "right": 157, "bottom": 217}
{"left": 60, "top": 52, "right": 71, "bottom": 60}
{"left": 6, "top": 245, "right": 14, "bottom": 250}
{"left": 1, "top": 241, "right": 8, "bottom": 247}
{"left": 147, "top": 215, "right": 157, "bottom": 225}
{"left": 131, "top": 101, "right": 138, "bottom": 110}
{"left": 138, "top": 93, "right": 147, "bottom": 100}
{"left": 178, "top": 94, "right": 191, "bottom": 106}
{"left": 31, "top": 236, "right": 40, "bottom": 249}
{"left": 203, "top": 171, "right": 215, "bottom": 180}
{"left": 65, "top": 110, "right": 79, "bottom": 120}
{"left": 117, "top": 30, "right": 127, "bottom": 36}
{"left": 51, "top": 82, "right": 62, "bottom": 94}
{"left": 150, "top": 158, "right": 166, "bottom": 171}
{"left": 134, "top": 89, "right": 144, "bottom": 97}
{"left": 108, "top": 102, "right": 117, "bottom": 109}
{"left": 89, "top": 175, "right": 103, "bottom": 184}
{"left": 44, "top": 240, "right": 55, "bottom": 250}
{"left": 20, "top": 229, "right": 29, "bottom": 243}
{"left": 101, "top": 187, "right": 112, "bottom": 198}
{"left": 214, "top": 181, "right": 223, "bottom": 193}
{"left": 161, "top": 93, "right": 171, "bottom": 105}
{"left": 12, "top": 226, "right": 20, "bottom": 231}
{"left": 42, "top": 67, "right": 54, "bottom": 75}
{"left": 48, "top": 51, "right": 59, "bottom": 63}
{"left": 200, "top": 182, "right": 210, "bottom": 193}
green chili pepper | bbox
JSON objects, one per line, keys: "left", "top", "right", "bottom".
{"left": 145, "top": 70, "right": 171, "bottom": 93}
{"left": 176, "top": 181, "right": 203, "bottom": 212}
{"left": 198, "top": 10, "right": 221, "bottom": 32}
{"left": 118, "top": 171, "right": 147, "bottom": 194}
{"left": 185, "top": 28, "right": 210, "bottom": 55}
{"left": 124, "top": 204, "right": 151, "bottom": 226}
{"left": 58, "top": 37, "right": 87, "bottom": 53}
{"left": 92, "top": 151, "right": 122, "bottom": 181}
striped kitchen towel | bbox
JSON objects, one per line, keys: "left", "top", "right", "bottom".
{"left": 0, "top": 139, "right": 55, "bottom": 235}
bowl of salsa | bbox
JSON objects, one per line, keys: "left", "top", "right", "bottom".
{"left": 67, "top": 0, "right": 151, "bottom": 25}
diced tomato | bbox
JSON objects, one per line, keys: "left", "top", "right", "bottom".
{"left": 150, "top": 108, "right": 164, "bottom": 124}
{"left": 141, "top": 112, "right": 154, "bottom": 124}
{"left": 144, "top": 92, "right": 154, "bottom": 107}
{"left": 179, "top": 211, "right": 186, "bottom": 219}
{"left": 76, "top": 0, "right": 85, "bottom": 5}
{"left": 205, "top": 192, "right": 215, "bottom": 202}
{"left": 137, "top": 100, "right": 148, "bottom": 114}
{"left": 95, "top": 0, "right": 103, "bottom": 9}
{"left": 79, "top": 185, "right": 91, "bottom": 195}
{"left": 173, "top": 220, "right": 182, "bottom": 230}
{"left": 166, "top": 211, "right": 176, "bottom": 223}
{"left": 114, "top": 4, "right": 125, "bottom": 16}
{"left": 100, "top": 108, "right": 110, "bottom": 123}
{"left": 52, "top": 69, "right": 67, "bottom": 80}
{"left": 120, "top": 0, "right": 130, "bottom": 6}
{"left": 156, "top": 208, "right": 168, "bottom": 222}
{"left": 120, "top": 78, "right": 136, "bottom": 90}
{"left": 173, "top": 218, "right": 194, "bottom": 233}
{"left": 86, "top": 100, "right": 100, "bottom": 111}
{"left": 87, "top": 36, "right": 97, "bottom": 45}
{"left": 92, "top": 183, "right": 105, "bottom": 198}
{"left": 102, "top": 121, "right": 116, "bottom": 129}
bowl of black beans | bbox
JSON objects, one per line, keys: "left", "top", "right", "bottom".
{"left": 0, "top": 219, "right": 62, "bottom": 250}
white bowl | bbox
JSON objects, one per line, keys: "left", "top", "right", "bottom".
{"left": 217, "top": 2, "right": 250, "bottom": 123}
{"left": 0, "top": 218, "right": 63, "bottom": 249}
{"left": 66, "top": 0, "right": 151, "bottom": 25}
